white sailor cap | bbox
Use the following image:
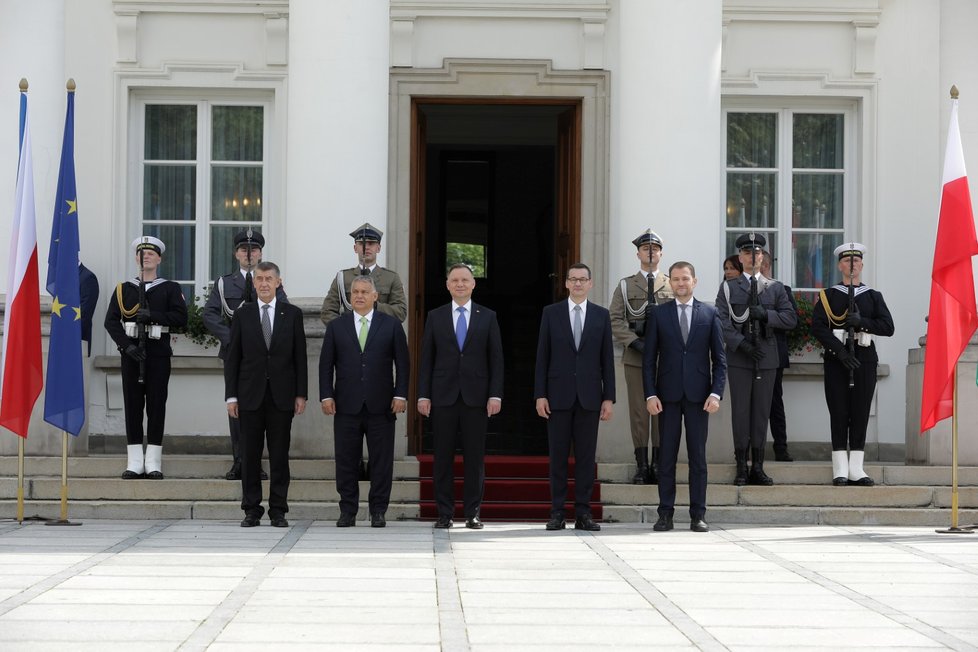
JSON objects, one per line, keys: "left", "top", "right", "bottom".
{"left": 131, "top": 236, "right": 165, "bottom": 255}
{"left": 833, "top": 242, "right": 866, "bottom": 260}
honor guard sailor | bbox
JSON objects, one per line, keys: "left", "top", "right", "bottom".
{"left": 715, "top": 233, "right": 797, "bottom": 486}
{"left": 104, "top": 236, "right": 188, "bottom": 479}
{"left": 320, "top": 223, "right": 407, "bottom": 326}
{"left": 609, "top": 228, "right": 674, "bottom": 485}
{"left": 811, "top": 243, "right": 894, "bottom": 486}
{"left": 203, "top": 229, "right": 286, "bottom": 480}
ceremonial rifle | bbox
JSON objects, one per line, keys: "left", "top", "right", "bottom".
{"left": 747, "top": 233, "right": 761, "bottom": 381}
{"left": 243, "top": 227, "right": 255, "bottom": 303}
{"left": 847, "top": 247, "right": 856, "bottom": 389}
{"left": 137, "top": 248, "right": 147, "bottom": 384}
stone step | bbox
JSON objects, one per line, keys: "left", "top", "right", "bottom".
{"left": 603, "top": 505, "right": 978, "bottom": 527}
{"left": 0, "top": 456, "right": 419, "bottom": 480}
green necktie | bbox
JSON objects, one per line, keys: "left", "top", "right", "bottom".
{"left": 358, "top": 316, "right": 369, "bottom": 351}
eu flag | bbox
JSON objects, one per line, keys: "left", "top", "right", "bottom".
{"left": 44, "top": 87, "right": 85, "bottom": 436}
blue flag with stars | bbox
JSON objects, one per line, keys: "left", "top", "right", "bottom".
{"left": 44, "top": 88, "right": 85, "bottom": 436}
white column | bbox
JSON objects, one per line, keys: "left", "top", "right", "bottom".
{"left": 611, "top": 0, "right": 722, "bottom": 285}
{"left": 286, "top": 0, "right": 390, "bottom": 297}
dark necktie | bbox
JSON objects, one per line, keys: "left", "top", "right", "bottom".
{"left": 573, "top": 305, "right": 583, "bottom": 350}
{"left": 261, "top": 303, "right": 272, "bottom": 348}
{"left": 244, "top": 271, "right": 254, "bottom": 303}
{"left": 679, "top": 303, "right": 689, "bottom": 344}
{"left": 456, "top": 307, "right": 467, "bottom": 350}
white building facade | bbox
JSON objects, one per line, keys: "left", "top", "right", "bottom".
{"left": 1, "top": 0, "right": 976, "bottom": 464}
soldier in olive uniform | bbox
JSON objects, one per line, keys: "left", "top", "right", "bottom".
{"left": 609, "top": 229, "right": 673, "bottom": 484}
{"left": 104, "top": 237, "right": 188, "bottom": 480}
{"left": 203, "top": 229, "right": 287, "bottom": 480}
{"left": 320, "top": 223, "right": 407, "bottom": 326}
{"left": 811, "top": 243, "right": 894, "bottom": 486}
{"left": 715, "top": 233, "right": 797, "bottom": 486}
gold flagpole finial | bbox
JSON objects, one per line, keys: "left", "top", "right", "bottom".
{"left": 19, "top": 78, "right": 28, "bottom": 93}
{"left": 951, "top": 85, "right": 959, "bottom": 100}
{"left": 67, "top": 78, "right": 76, "bottom": 93}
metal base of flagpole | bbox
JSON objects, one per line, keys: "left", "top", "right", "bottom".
{"left": 44, "top": 519, "right": 82, "bottom": 527}
{"left": 935, "top": 527, "right": 974, "bottom": 534}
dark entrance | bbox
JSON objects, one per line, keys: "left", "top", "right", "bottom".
{"left": 408, "top": 100, "right": 581, "bottom": 455}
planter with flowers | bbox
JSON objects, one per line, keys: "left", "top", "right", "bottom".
{"left": 170, "top": 293, "right": 220, "bottom": 356}
{"left": 787, "top": 292, "right": 823, "bottom": 362}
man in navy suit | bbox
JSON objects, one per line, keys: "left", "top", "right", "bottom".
{"left": 643, "top": 261, "right": 727, "bottom": 533}
{"left": 320, "top": 276, "right": 409, "bottom": 528}
{"left": 224, "top": 261, "right": 307, "bottom": 528}
{"left": 418, "top": 264, "right": 504, "bottom": 530}
{"left": 534, "top": 263, "right": 615, "bottom": 532}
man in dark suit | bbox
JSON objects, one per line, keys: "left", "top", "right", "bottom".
{"left": 534, "top": 263, "right": 615, "bottom": 532}
{"left": 224, "top": 261, "right": 307, "bottom": 528}
{"left": 418, "top": 263, "right": 504, "bottom": 530}
{"left": 715, "top": 233, "right": 796, "bottom": 486}
{"left": 204, "top": 229, "right": 286, "bottom": 480}
{"left": 643, "top": 261, "right": 726, "bottom": 533}
{"left": 320, "top": 276, "right": 409, "bottom": 528}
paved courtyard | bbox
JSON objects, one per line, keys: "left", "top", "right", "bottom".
{"left": 0, "top": 519, "right": 976, "bottom": 651}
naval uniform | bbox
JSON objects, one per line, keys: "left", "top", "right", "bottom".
{"left": 104, "top": 277, "right": 188, "bottom": 446}
{"left": 320, "top": 266, "right": 407, "bottom": 326}
{"left": 811, "top": 284, "right": 894, "bottom": 452}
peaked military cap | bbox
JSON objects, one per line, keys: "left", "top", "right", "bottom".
{"left": 233, "top": 229, "right": 265, "bottom": 250}
{"left": 132, "top": 235, "right": 165, "bottom": 255}
{"left": 834, "top": 242, "right": 866, "bottom": 260}
{"left": 632, "top": 228, "right": 664, "bottom": 249}
{"left": 350, "top": 223, "right": 383, "bottom": 243}
{"left": 735, "top": 232, "right": 766, "bottom": 251}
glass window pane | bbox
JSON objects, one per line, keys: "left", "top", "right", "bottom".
{"left": 792, "top": 232, "right": 844, "bottom": 290}
{"left": 145, "top": 224, "right": 195, "bottom": 284}
{"left": 727, "top": 113, "right": 777, "bottom": 168}
{"left": 145, "top": 105, "right": 196, "bottom": 160}
{"left": 793, "top": 114, "right": 844, "bottom": 169}
{"left": 212, "top": 166, "right": 263, "bottom": 222}
{"left": 144, "top": 165, "right": 195, "bottom": 221}
{"left": 792, "top": 173, "right": 843, "bottom": 229}
{"left": 212, "top": 106, "right": 263, "bottom": 161}
{"left": 209, "top": 225, "right": 262, "bottom": 280}
{"left": 726, "top": 173, "right": 776, "bottom": 229}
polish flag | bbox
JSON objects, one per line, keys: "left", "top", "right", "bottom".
{"left": 920, "top": 92, "right": 978, "bottom": 432}
{"left": 0, "top": 107, "right": 43, "bottom": 437}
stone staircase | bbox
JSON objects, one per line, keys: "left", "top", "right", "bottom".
{"left": 2, "top": 455, "right": 977, "bottom": 527}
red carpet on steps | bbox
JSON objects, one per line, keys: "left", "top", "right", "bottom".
{"left": 416, "top": 454, "right": 602, "bottom": 521}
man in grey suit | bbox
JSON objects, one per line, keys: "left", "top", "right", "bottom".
{"left": 715, "top": 234, "right": 797, "bottom": 486}
{"left": 535, "top": 263, "right": 615, "bottom": 532}
{"left": 204, "top": 229, "right": 285, "bottom": 480}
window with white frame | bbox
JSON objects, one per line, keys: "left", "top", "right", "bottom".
{"left": 137, "top": 98, "right": 268, "bottom": 302}
{"left": 723, "top": 104, "right": 855, "bottom": 298}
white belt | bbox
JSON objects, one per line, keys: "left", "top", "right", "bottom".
{"left": 832, "top": 329, "right": 872, "bottom": 347}
{"left": 123, "top": 322, "right": 169, "bottom": 339}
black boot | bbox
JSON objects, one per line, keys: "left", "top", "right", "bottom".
{"left": 734, "top": 449, "right": 749, "bottom": 486}
{"left": 749, "top": 447, "right": 774, "bottom": 486}
{"left": 632, "top": 447, "right": 649, "bottom": 485}
{"left": 646, "top": 446, "right": 658, "bottom": 485}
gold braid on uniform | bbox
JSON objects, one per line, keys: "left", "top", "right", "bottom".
{"left": 115, "top": 282, "right": 141, "bottom": 318}
{"left": 818, "top": 289, "right": 848, "bottom": 327}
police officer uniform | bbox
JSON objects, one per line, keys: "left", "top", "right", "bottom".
{"left": 811, "top": 243, "right": 894, "bottom": 486}
{"left": 320, "top": 223, "right": 407, "bottom": 326}
{"left": 104, "top": 237, "right": 188, "bottom": 479}
{"left": 609, "top": 228, "right": 673, "bottom": 484}
{"left": 715, "top": 233, "right": 797, "bottom": 486}
{"left": 203, "top": 229, "right": 286, "bottom": 480}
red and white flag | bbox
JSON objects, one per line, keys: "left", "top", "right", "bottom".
{"left": 921, "top": 94, "right": 978, "bottom": 432}
{"left": 0, "top": 106, "right": 43, "bottom": 438}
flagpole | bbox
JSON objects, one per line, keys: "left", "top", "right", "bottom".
{"left": 937, "top": 363, "right": 972, "bottom": 534}
{"left": 45, "top": 431, "right": 80, "bottom": 526}
{"left": 15, "top": 78, "right": 28, "bottom": 526}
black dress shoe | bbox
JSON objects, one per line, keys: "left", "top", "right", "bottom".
{"left": 574, "top": 515, "right": 601, "bottom": 531}
{"left": 433, "top": 516, "right": 453, "bottom": 529}
{"left": 336, "top": 513, "right": 356, "bottom": 527}
{"left": 465, "top": 516, "right": 484, "bottom": 530}
{"left": 121, "top": 470, "right": 143, "bottom": 480}
{"left": 224, "top": 461, "right": 241, "bottom": 480}
{"left": 748, "top": 468, "right": 774, "bottom": 486}
{"left": 832, "top": 476, "right": 849, "bottom": 486}
{"left": 270, "top": 516, "right": 289, "bottom": 528}
{"left": 774, "top": 450, "right": 794, "bottom": 462}
{"left": 545, "top": 513, "right": 566, "bottom": 531}
{"left": 371, "top": 512, "right": 386, "bottom": 528}
{"left": 690, "top": 518, "right": 710, "bottom": 533}
{"left": 145, "top": 471, "right": 164, "bottom": 480}
{"left": 240, "top": 514, "right": 261, "bottom": 528}
{"left": 848, "top": 476, "right": 875, "bottom": 487}
{"left": 652, "top": 514, "right": 674, "bottom": 531}
{"left": 260, "top": 468, "right": 269, "bottom": 481}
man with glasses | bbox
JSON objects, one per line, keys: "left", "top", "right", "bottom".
{"left": 535, "top": 263, "right": 615, "bottom": 531}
